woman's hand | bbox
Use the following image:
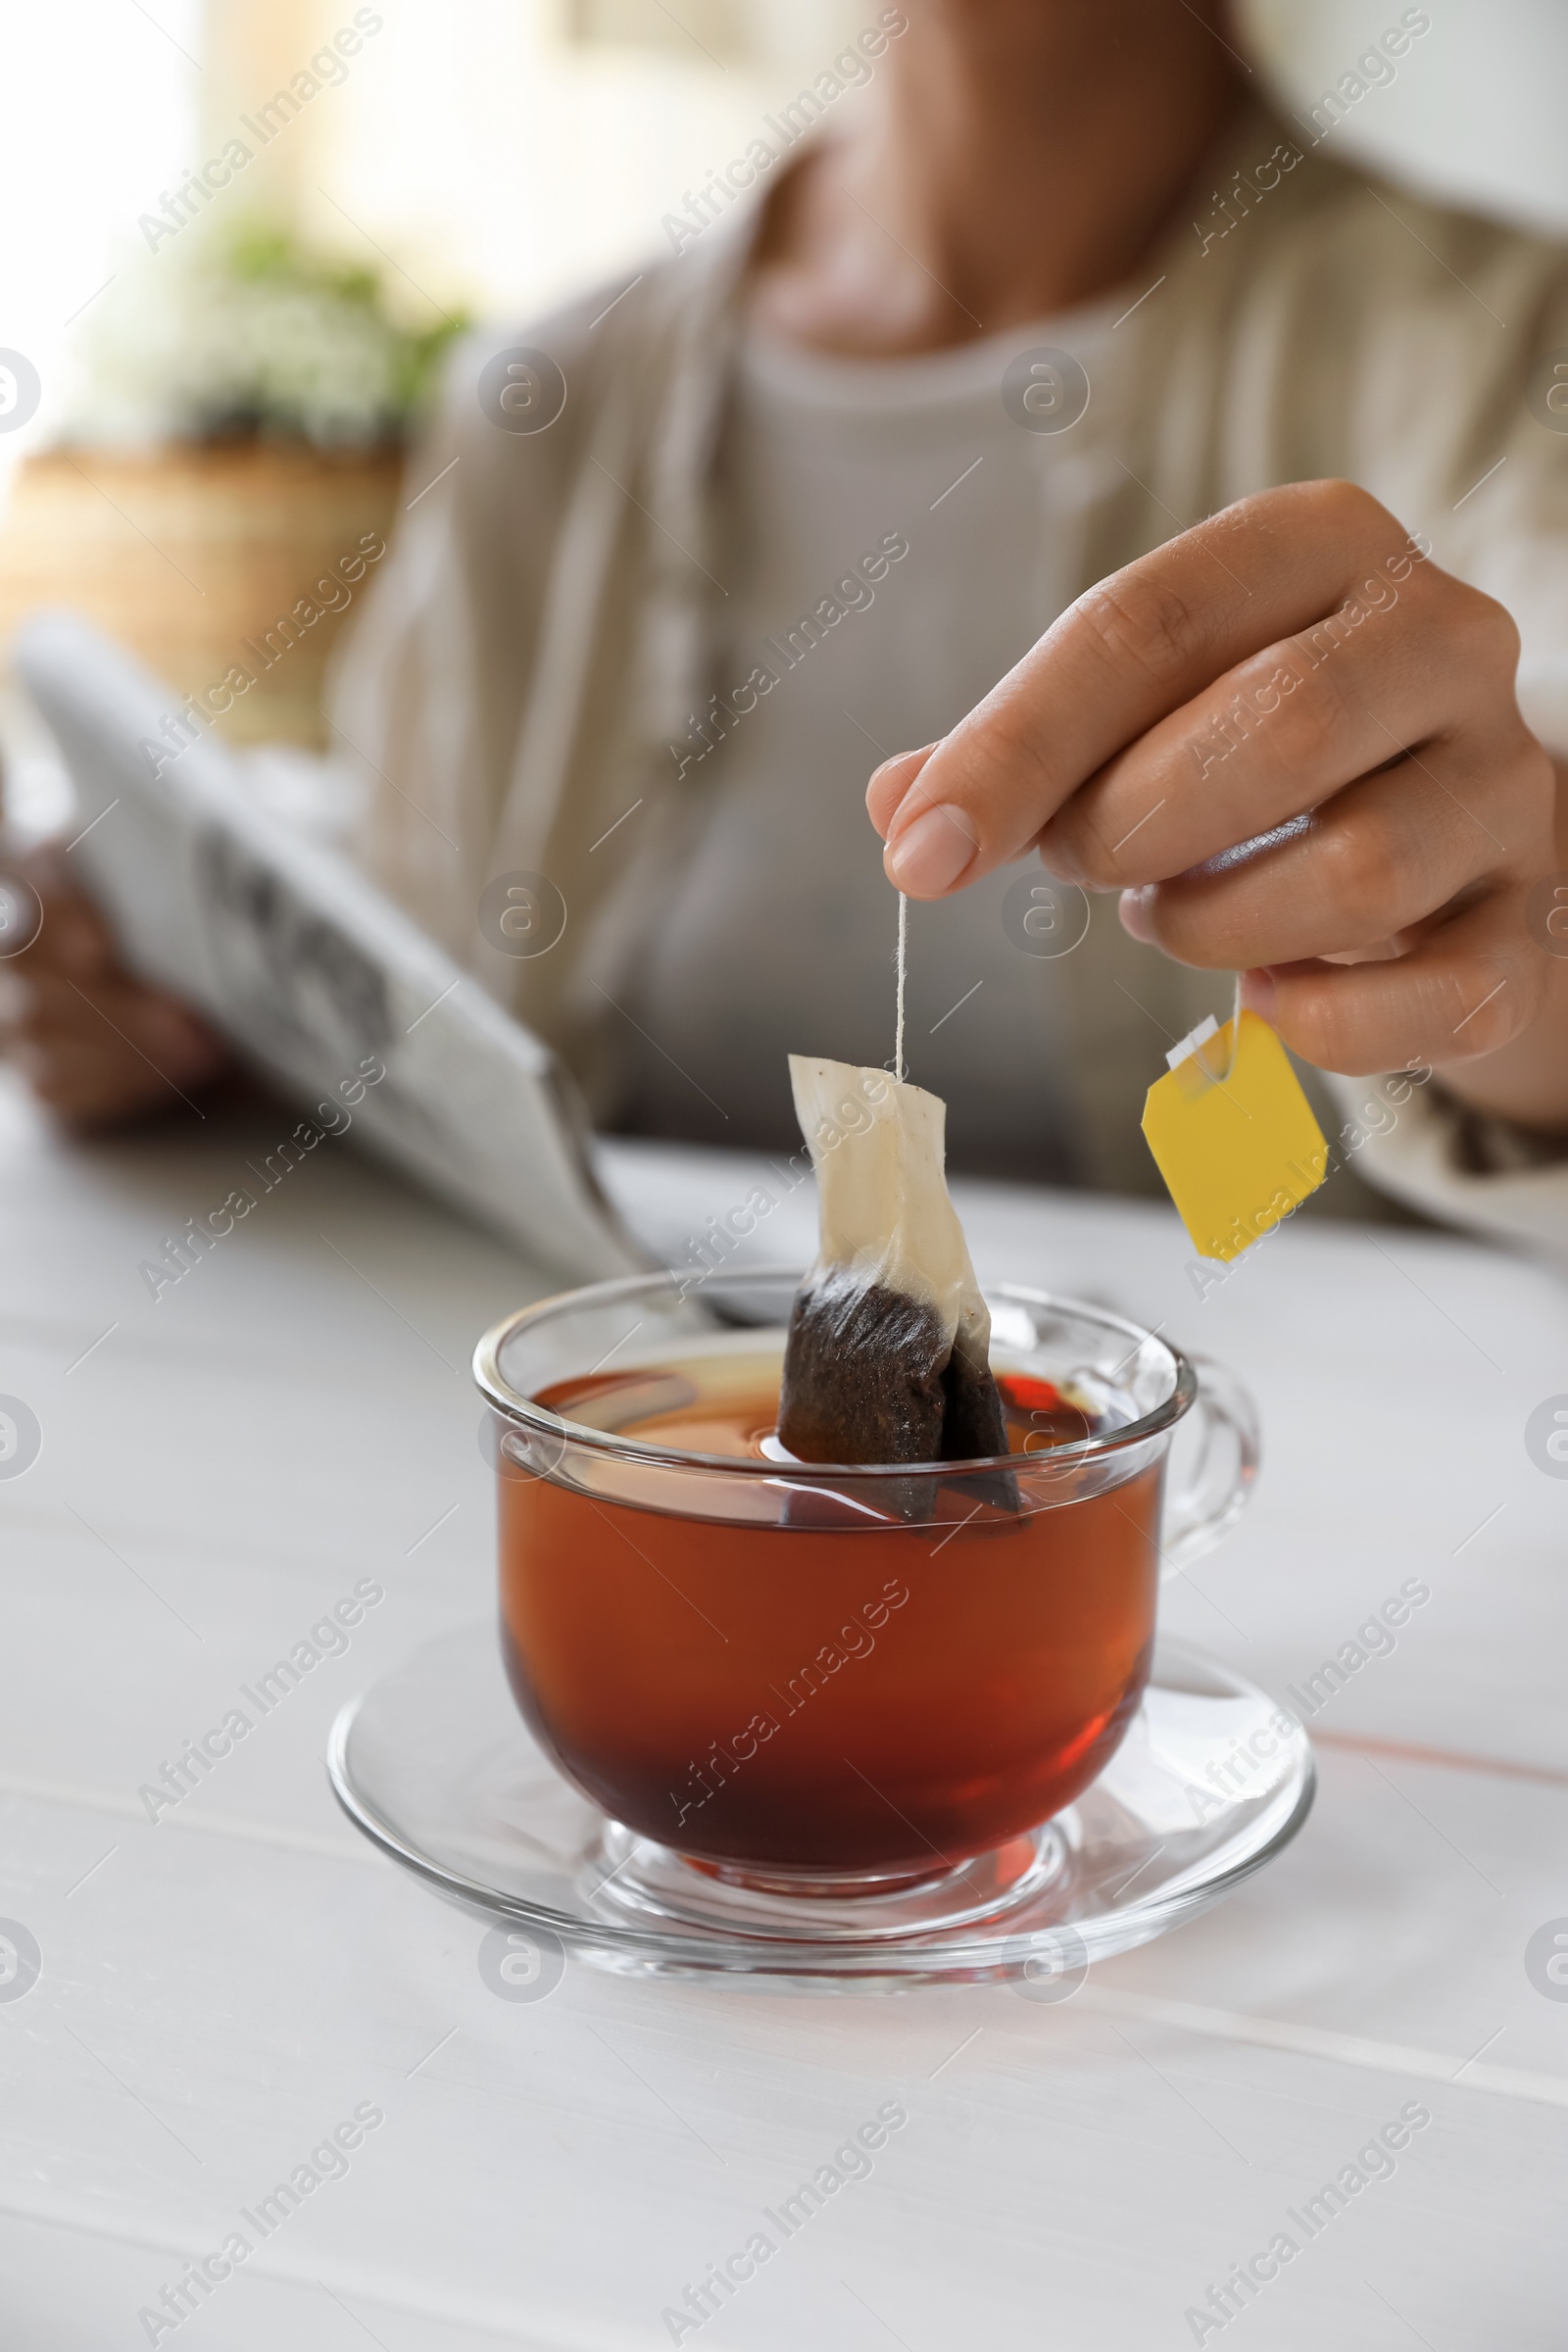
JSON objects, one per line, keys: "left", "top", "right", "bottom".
{"left": 868, "top": 480, "right": 1568, "bottom": 1131}
{"left": 0, "top": 845, "right": 228, "bottom": 1128}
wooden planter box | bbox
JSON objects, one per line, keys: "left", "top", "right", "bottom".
{"left": 0, "top": 442, "right": 404, "bottom": 748}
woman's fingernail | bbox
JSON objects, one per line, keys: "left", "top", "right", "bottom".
{"left": 1241, "top": 967, "right": 1277, "bottom": 1022}
{"left": 866, "top": 745, "right": 938, "bottom": 838}
{"left": 885, "top": 803, "right": 977, "bottom": 895}
{"left": 1118, "top": 888, "right": 1154, "bottom": 943}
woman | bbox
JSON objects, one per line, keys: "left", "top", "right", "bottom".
{"left": 11, "top": 0, "right": 1568, "bottom": 1245}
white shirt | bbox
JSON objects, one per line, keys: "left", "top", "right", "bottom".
{"left": 615, "top": 308, "right": 1118, "bottom": 1177}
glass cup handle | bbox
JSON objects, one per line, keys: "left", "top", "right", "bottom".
{"left": 1159, "top": 1353, "right": 1259, "bottom": 1579}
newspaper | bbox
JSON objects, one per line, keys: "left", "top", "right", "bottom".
{"left": 13, "top": 612, "right": 647, "bottom": 1282}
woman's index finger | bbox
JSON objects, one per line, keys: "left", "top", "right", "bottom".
{"left": 881, "top": 481, "right": 1413, "bottom": 896}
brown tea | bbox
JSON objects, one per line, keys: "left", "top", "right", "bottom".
{"left": 498, "top": 1358, "right": 1161, "bottom": 1877}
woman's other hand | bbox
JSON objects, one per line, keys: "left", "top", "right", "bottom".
{"left": 0, "top": 844, "right": 228, "bottom": 1127}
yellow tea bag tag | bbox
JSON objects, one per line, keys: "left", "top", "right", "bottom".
{"left": 1142, "top": 1008, "right": 1328, "bottom": 1263}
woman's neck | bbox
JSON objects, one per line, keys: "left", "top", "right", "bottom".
{"left": 750, "top": 1, "right": 1249, "bottom": 357}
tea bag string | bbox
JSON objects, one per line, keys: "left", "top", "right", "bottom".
{"left": 1219, "top": 969, "right": 1244, "bottom": 1080}
{"left": 895, "top": 892, "right": 907, "bottom": 1083}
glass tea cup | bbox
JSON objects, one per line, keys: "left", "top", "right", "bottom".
{"left": 474, "top": 1268, "right": 1256, "bottom": 1907}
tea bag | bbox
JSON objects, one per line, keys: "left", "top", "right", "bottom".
{"left": 777, "top": 1055, "right": 1008, "bottom": 1466}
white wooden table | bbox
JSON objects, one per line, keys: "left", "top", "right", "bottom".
{"left": 2, "top": 1071, "right": 1565, "bottom": 2350}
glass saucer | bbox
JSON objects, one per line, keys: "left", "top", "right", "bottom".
{"left": 326, "top": 1623, "right": 1313, "bottom": 1991}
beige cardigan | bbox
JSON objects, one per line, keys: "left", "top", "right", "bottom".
{"left": 329, "top": 103, "right": 1568, "bottom": 1251}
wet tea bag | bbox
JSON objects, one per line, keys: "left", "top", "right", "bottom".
{"left": 777, "top": 1055, "right": 1008, "bottom": 1466}
{"left": 1142, "top": 997, "right": 1329, "bottom": 1263}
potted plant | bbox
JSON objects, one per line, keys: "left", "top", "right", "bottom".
{"left": 0, "top": 223, "right": 467, "bottom": 747}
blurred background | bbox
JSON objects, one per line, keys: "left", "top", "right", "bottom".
{"left": 2, "top": 0, "right": 1566, "bottom": 818}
